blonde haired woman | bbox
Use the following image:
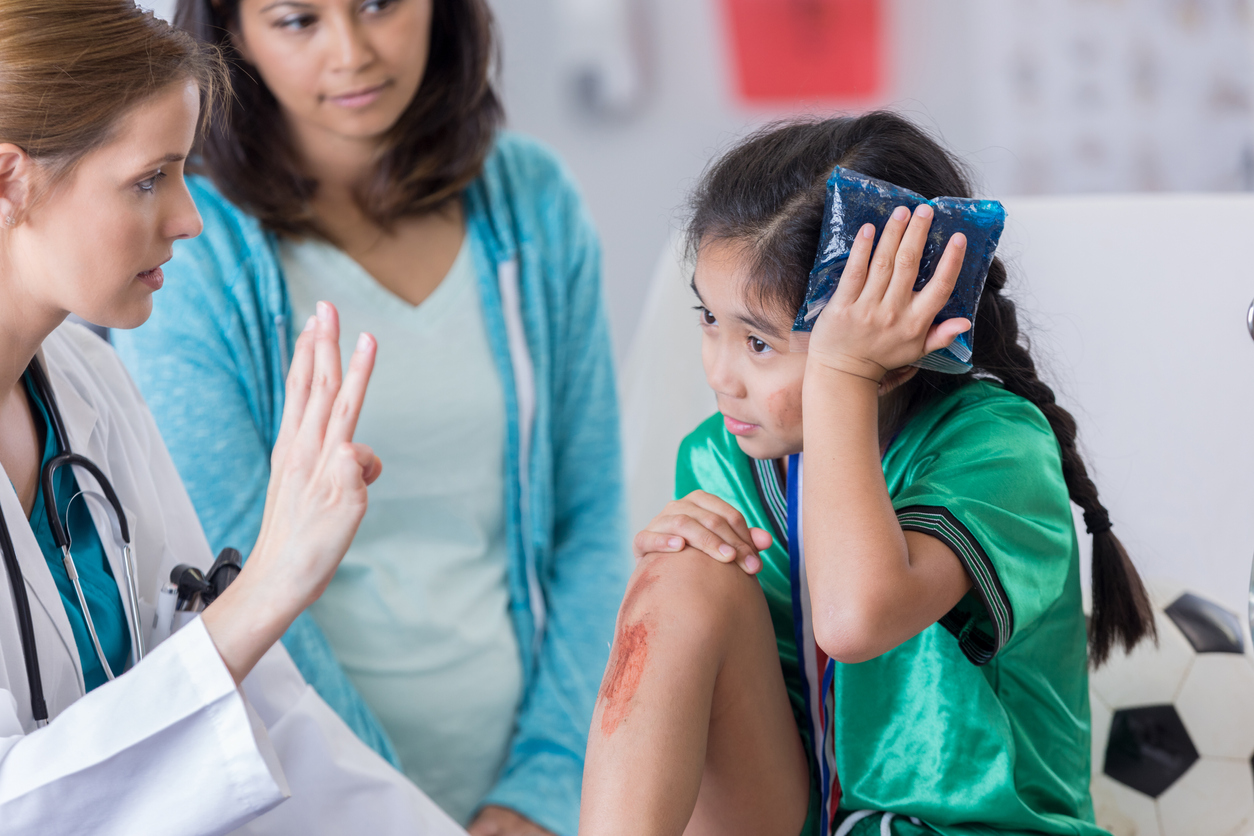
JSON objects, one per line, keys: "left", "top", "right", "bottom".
{"left": 0, "top": 3, "right": 461, "bottom": 833}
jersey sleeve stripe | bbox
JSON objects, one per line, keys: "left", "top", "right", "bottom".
{"left": 896, "top": 505, "right": 1014, "bottom": 665}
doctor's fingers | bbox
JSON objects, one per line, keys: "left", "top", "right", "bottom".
{"left": 328, "top": 442, "right": 378, "bottom": 500}
{"left": 294, "top": 301, "right": 346, "bottom": 456}
{"left": 321, "top": 331, "right": 376, "bottom": 452}
{"left": 273, "top": 316, "right": 318, "bottom": 468}
{"left": 362, "top": 451, "right": 383, "bottom": 485}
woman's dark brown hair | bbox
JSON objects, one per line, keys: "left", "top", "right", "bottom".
{"left": 174, "top": 0, "right": 502, "bottom": 238}
{"left": 689, "top": 112, "right": 1155, "bottom": 666}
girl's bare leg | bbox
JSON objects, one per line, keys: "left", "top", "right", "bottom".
{"left": 580, "top": 549, "right": 809, "bottom": 836}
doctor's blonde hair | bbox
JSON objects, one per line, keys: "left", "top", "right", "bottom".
{"left": 0, "top": 0, "right": 226, "bottom": 198}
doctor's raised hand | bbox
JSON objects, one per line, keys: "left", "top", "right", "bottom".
{"left": 202, "top": 302, "right": 380, "bottom": 685}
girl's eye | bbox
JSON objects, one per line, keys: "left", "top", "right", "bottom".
{"left": 137, "top": 171, "right": 166, "bottom": 194}
{"left": 749, "top": 336, "right": 770, "bottom": 354}
{"left": 361, "top": 0, "right": 399, "bottom": 13}
{"left": 696, "top": 306, "right": 717, "bottom": 326}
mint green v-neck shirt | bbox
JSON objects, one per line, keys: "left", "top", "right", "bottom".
{"left": 280, "top": 235, "right": 522, "bottom": 825}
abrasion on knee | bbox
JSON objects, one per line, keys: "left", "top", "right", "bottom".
{"left": 598, "top": 620, "right": 651, "bottom": 736}
{"left": 596, "top": 566, "right": 664, "bottom": 736}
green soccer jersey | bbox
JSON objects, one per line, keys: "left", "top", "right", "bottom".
{"left": 674, "top": 381, "right": 1103, "bottom": 836}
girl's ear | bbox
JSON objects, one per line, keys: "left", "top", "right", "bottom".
{"left": 878, "top": 366, "right": 919, "bottom": 396}
{"left": 0, "top": 143, "right": 35, "bottom": 227}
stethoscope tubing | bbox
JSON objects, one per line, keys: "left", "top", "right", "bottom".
{"left": 0, "top": 501, "right": 48, "bottom": 724}
{"left": 1, "top": 359, "right": 143, "bottom": 725}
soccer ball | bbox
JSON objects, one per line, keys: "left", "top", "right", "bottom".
{"left": 1090, "top": 582, "right": 1254, "bottom": 836}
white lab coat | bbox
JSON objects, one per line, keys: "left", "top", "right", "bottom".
{"left": 0, "top": 323, "right": 468, "bottom": 836}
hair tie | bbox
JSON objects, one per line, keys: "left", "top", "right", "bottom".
{"left": 1084, "top": 507, "right": 1112, "bottom": 535}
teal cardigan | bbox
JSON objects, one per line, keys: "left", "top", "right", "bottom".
{"left": 114, "top": 133, "right": 629, "bottom": 836}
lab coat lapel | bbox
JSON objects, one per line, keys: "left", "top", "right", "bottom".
{"left": 0, "top": 469, "right": 85, "bottom": 701}
{"left": 44, "top": 351, "right": 99, "bottom": 462}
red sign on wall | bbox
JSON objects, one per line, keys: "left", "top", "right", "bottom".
{"left": 721, "top": 0, "right": 882, "bottom": 102}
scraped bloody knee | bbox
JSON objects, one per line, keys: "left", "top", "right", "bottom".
{"left": 598, "top": 620, "right": 651, "bottom": 736}
{"left": 595, "top": 553, "right": 754, "bottom": 739}
{"left": 597, "top": 560, "right": 672, "bottom": 736}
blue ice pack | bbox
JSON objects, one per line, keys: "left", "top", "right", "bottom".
{"left": 791, "top": 166, "right": 1006, "bottom": 374}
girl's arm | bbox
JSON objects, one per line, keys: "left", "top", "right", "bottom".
{"left": 801, "top": 205, "right": 973, "bottom": 663}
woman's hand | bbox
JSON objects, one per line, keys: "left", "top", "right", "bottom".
{"left": 468, "top": 806, "right": 556, "bottom": 836}
{"left": 202, "top": 301, "right": 380, "bottom": 683}
{"left": 806, "top": 203, "right": 970, "bottom": 383}
{"left": 633, "top": 490, "right": 773, "bottom": 574}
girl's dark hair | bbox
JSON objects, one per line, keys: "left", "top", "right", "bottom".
{"left": 174, "top": 0, "right": 502, "bottom": 238}
{"left": 689, "top": 112, "right": 1154, "bottom": 666}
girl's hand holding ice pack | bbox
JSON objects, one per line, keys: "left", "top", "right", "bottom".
{"left": 805, "top": 203, "right": 974, "bottom": 385}
{"left": 793, "top": 166, "right": 1005, "bottom": 374}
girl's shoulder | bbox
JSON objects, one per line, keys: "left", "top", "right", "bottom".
{"left": 894, "top": 380, "right": 1058, "bottom": 463}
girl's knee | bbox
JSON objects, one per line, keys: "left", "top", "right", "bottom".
{"left": 619, "top": 549, "right": 764, "bottom": 641}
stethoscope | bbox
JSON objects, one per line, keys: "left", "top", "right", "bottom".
{"left": 0, "top": 359, "right": 145, "bottom": 726}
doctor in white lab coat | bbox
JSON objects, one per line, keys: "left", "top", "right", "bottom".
{"left": 0, "top": 2, "right": 469, "bottom": 834}
{"left": 0, "top": 324, "right": 467, "bottom": 836}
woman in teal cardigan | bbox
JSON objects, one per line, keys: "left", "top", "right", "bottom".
{"left": 113, "top": 2, "right": 628, "bottom": 834}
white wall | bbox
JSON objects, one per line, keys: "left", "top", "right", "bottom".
{"left": 144, "top": 0, "right": 175, "bottom": 21}
{"left": 999, "top": 194, "right": 1254, "bottom": 620}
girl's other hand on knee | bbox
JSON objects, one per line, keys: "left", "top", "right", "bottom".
{"left": 632, "top": 490, "right": 773, "bottom": 574}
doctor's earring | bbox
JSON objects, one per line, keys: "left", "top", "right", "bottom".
{"left": 3, "top": 216, "right": 14, "bottom": 228}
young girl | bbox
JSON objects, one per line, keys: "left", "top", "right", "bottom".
{"left": 579, "top": 113, "right": 1154, "bottom": 836}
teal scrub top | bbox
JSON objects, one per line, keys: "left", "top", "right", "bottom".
{"left": 23, "top": 371, "right": 130, "bottom": 691}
